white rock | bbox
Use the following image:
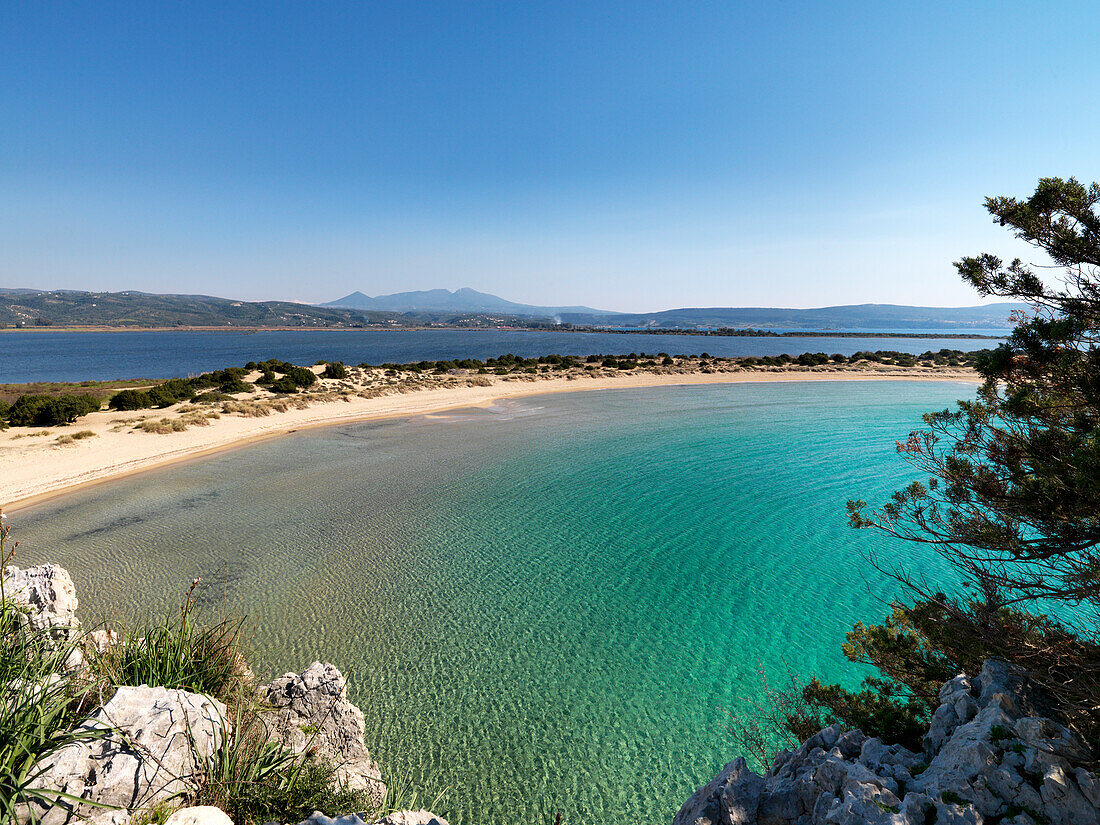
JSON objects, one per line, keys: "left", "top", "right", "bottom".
{"left": 676, "top": 660, "right": 1100, "bottom": 825}
{"left": 261, "top": 662, "right": 385, "bottom": 806}
{"left": 163, "top": 807, "right": 235, "bottom": 825}
{"left": 19, "top": 686, "right": 229, "bottom": 825}
{"left": 3, "top": 563, "right": 80, "bottom": 636}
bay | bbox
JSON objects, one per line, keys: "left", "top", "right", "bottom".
{"left": 12, "top": 381, "right": 968, "bottom": 823}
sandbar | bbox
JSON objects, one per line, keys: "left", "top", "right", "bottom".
{"left": 1, "top": 364, "right": 979, "bottom": 512}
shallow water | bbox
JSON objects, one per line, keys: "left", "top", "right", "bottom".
{"left": 13, "top": 381, "right": 969, "bottom": 823}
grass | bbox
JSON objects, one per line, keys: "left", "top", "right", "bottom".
{"left": 88, "top": 579, "right": 247, "bottom": 704}
{"left": 56, "top": 430, "right": 97, "bottom": 445}
{"left": 194, "top": 706, "right": 375, "bottom": 825}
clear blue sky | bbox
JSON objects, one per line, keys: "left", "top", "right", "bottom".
{"left": 2, "top": 2, "right": 1097, "bottom": 312}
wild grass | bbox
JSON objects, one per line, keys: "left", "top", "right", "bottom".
{"left": 194, "top": 705, "right": 374, "bottom": 825}
{"left": 88, "top": 579, "right": 248, "bottom": 705}
{"left": 56, "top": 430, "right": 96, "bottom": 445}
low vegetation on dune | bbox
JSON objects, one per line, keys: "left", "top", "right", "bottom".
{"left": 0, "top": 350, "right": 979, "bottom": 434}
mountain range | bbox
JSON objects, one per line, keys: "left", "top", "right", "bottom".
{"left": 325, "top": 288, "right": 1023, "bottom": 330}
{"left": 0, "top": 286, "right": 1026, "bottom": 331}
{"left": 323, "top": 287, "right": 615, "bottom": 317}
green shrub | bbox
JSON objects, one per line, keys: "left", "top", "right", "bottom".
{"left": 193, "top": 391, "right": 233, "bottom": 403}
{"left": 268, "top": 376, "right": 299, "bottom": 394}
{"left": 7, "top": 394, "right": 102, "bottom": 426}
{"left": 283, "top": 366, "right": 316, "bottom": 388}
{"left": 218, "top": 378, "right": 252, "bottom": 394}
{"left": 147, "top": 379, "right": 196, "bottom": 408}
{"left": 109, "top": 389, "right": 151, "bottom": 410}
{"left": 321, "top": 362, "right": 348, "bottom": 380}
{"left": 196, "top": 712, "right": 373, "bottom": 825}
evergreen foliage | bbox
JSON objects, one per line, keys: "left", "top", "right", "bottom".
{"left": 802, "top": 177, "right": 1100, "bottom": 752}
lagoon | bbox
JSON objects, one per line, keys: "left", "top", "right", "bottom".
{"left": 0, "top": 328, "right": 1002, "bottom": 383}
{"left": 13, "top": 381, "right": 968, "bottom": 823}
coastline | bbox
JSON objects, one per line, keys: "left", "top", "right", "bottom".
{"left": 1, "top": 367, "right": 979, "bottom": 513}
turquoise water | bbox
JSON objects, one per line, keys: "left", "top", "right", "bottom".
{"left": 12, "top": 381, "right": 969, "bottom": 823}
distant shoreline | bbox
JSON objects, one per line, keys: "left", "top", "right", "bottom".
{"left": 1, "top": 363, "right": 980, "bottom": 513}
{"left": 0, "top": 325, "right": 1006, "bottom": 339}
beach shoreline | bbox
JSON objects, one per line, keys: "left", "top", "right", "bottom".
{"left": 2, "top": 366, "right": 979, "bottom": 513}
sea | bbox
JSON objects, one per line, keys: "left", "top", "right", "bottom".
{"left": 11, "top": 380, "right": 971, "bottom": 824}
{"left": 0, "top": 328, "right": 1006, "bottom": 383}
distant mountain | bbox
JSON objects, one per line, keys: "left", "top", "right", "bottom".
{"left": 559, "top": 303, "right": 1028, "bottom": 331}
{"left": 323, "top": 287, "right": 617, "bottom": 318}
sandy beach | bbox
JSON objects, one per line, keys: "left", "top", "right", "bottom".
{"left": 1, "top": 363, "right": 979, "bottom": 512}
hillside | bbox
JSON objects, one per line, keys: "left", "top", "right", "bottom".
{"left": 0, "top": 289, "right": 399, "bottom": 328}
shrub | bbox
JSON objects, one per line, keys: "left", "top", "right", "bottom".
{"left": 7, "top": 393, "right": 102, "bottom": 426}
{"left": 218, "top": 378, "right": 252, "bottom": 394}
{"left": 268, "top": 376, "right": 299, "bottom": 394}
{"left": 196, "top": 712, "right": 373, "bottom": 825}
{"left": 193, "top": 391, "right": 233, "bottom": 403}
{"left": 147, "top": 379, "right": 196, "bottom": 408}
{"left": 283, "top": 366, "right": 317, "bottom": 388}
{"left": 109, "top": 389, "right": 150, "bottom": 411}
{"left": 321, "top": 362, "right": 348, "bottom": 379}
{"left": 90, "top": 579, "right": 246, "bottom": 702}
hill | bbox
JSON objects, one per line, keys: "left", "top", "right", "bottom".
{"left": 560, "top": 302, "right": 1026, "bottom": 330}
{"left": 323, "top": 287, "right": 615, "bottom": 318}
{"left": 0, "top": 289, "right": 402, "bottom": 328}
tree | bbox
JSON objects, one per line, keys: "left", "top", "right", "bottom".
{"left": 851, "top": 177, "right": 1100, "bottom": 614}
{"left": 800, "top": 178, "right": 1100, "bottom": 750}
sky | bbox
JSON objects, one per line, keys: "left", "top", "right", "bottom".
{"left": 2, "top": 2, "right": 1098, "bottom": 312}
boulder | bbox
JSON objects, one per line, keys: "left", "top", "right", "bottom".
{"left": 3, "top": 563, "right": 80, "bottom": 637}
{"left": 675, "top": 660, "right": 1100, "bottom": 825}
{"left": 20, "top": 686, "right": 229, "bottom": 825}
{"left": 260, "top": 662, "right": 386, "bottom": 807}
{"left": 163, "top": 807, "right": 235, "bottom": 825}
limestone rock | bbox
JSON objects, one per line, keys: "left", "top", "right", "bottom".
{"left": 261, "top": 662, "right": 385, "bottom": 807}
{"left": 163, "top": 807, "right": 235, "bottom": 825}
{"left": 675, "top": 659, "right": 1100, "bottom": 825}
{"left": 20, "top": 686, "right": 229, "bottom": 825}
{"left": 3, "top": 563, "right": 80, "bottom": 637}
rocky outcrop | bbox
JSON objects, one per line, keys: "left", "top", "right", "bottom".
{"left": 3, "top": 563, "right": 80, "bottom": 637}
{"left": 261, "top": 662, "right": 387, "bottom": 807}
{"left": 20, "top": 686, "right": 229, "bottom": 825}
{"left": 675, "top": 660, "right": 1100, "bottom": 825}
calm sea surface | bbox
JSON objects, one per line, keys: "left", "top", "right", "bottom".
{"left": 13, "top": 381, "right": 968, "bottom": 823}
{"left": 0, "top": 329, "right": 1003, "bottom": 383}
